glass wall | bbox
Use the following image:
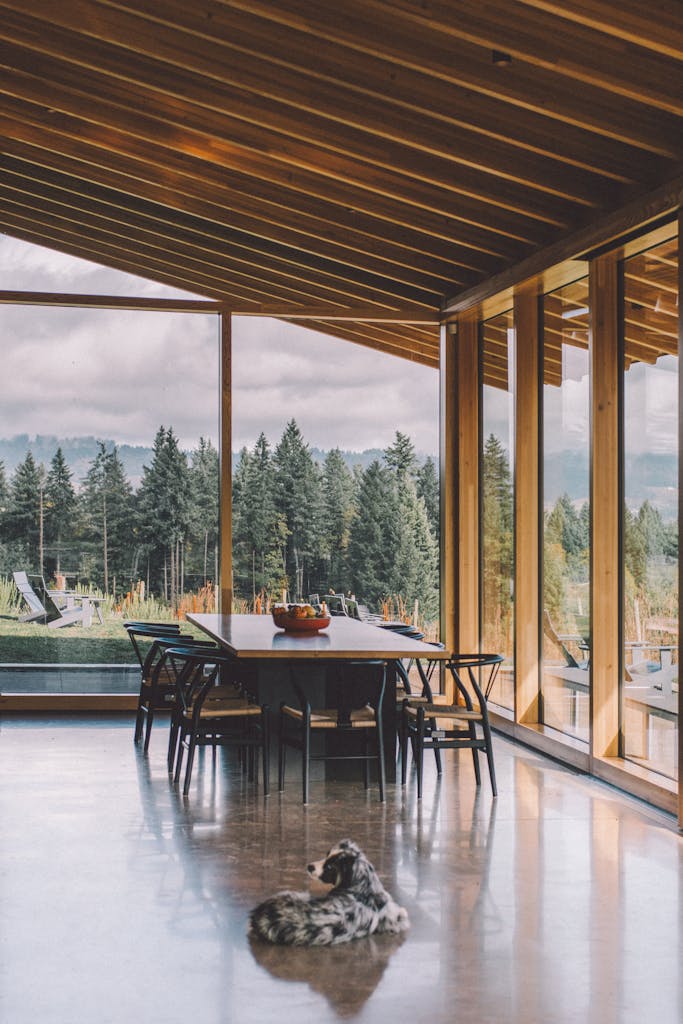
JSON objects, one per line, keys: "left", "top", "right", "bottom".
{"left": 480, "top": 311, "right": 515, "bottom": 711}
{"left": 622, "top": 236, "right": 679, "bottom": 781}
{"left": 0, "top": 300, "right": 220, "bottom": 697}
{"left": 541, "top": 278, "right": 591, "bottom": 742}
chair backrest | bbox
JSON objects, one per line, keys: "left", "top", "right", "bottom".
{"left": 13, "top": 571, "right": 45, "bottom": 616}
{"left": 125, "top": 622, "right": 183, "bottom": 668}
{"left": 13, "top": 571, "right": 62, "bottom": 623}
{"left": 446, "top": 653, "right": 504, "bottom": 705}
{"left": 324, "top": 593, "right": 348, "bottom": 616}
{"left": 161, "top": 646, "right": 234, "bottom": 717}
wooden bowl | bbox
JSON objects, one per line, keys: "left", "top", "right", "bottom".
{"left": 272, "top": 609, "right": 331, "bottom": 633}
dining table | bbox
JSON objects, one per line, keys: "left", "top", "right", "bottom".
{"left": 186, "top": 612, "right": 449, "bottom": 783}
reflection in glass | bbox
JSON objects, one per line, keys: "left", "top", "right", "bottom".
{"left": 622, "top": 236, "right": 678, "bottom": 781}
{"left": 541, "top": 278, "right": 590, "bottom": 742}
{"left": 481, "top": 311, "right": 515, "bottom": 712}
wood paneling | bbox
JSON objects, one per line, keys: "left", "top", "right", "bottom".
{"left": 0, "top": 1, "right": 680, "bottom": 362}
{"left": 220, "top": 314, "right": 233, "bottom": 614}
{"left": 514, "top": 282, "right": 541, "bottom": 724}
{"left": 440, "top": 322, "right": 457, "bottom": 660}
{"left": 679, "top": 211, "right": 683, "bottom": 830}
{"left": 590, "top": 254, "right": 621, "bottom": 759}
{"left": 455, "top": 313, "right": 480, "bottom": 654}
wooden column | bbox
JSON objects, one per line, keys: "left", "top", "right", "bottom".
{"left": 678, "top": 211, "right": 683, "bottom": 831}
{"left": 439, "top": 323, "right": 457, "bottom": 656}
{"left": 219, "top": 312, "right": 233, "bottom": 613}
{"left": 590, "top": 254, "right": 620, "bottom": 759}
{"left": 455, "top": 312, "right": 480, "bottom": 654}
{"left": 514, "top": 282, "right": 541, "bottom": 724}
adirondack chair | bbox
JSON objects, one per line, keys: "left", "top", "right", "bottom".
{"left": 13, "top": 571, "right": 90, "bottom": 628}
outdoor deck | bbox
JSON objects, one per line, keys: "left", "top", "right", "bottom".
{"left": 1, "top": 713, "right": 681, "bottom": 1024}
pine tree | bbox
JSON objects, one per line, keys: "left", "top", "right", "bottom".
{"left": 0, "top": 459, "right": 9, "bottom": 537}
{"left": 44, "top": 447, "right": 77, "bottom": 574}
{"left": 346, "top": 460, "right": 399, "bottom": 604}
{"left": 416, "top": 456, "right": 439, "bottom": 540}
{"left": 391, "top": 475, "right": 439, "bottom": 621}
{"left": 384, "top": 431, "right": 417, "bottom": 478}
{"left": 6, "top": 451, "right": 43, "bottom": 567}
{"left": 136, "top": 427, "right": 191, "bottom": 606}
{"left": 188, "top": 437, "right": 219, "bottom": 584}
{"left": 81, "top": 442, "right": 134, "bottom": 594}
{"left": 273, "top": 420, "right": 323, "bottom": 598}
{"left": 321, "top": 448, "right": 356, "bottom": 592}
{"left": 233, "top": 433, "right": 288, "bottom": 600}
{"left": 482, "top": 434, "right": 514, "bottom": 649}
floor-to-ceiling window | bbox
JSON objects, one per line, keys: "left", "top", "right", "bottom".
{"left": 0, "top": 238, "right": 221, "bottom": 698}
{"left": 621, "top": 235, "right": 679, "bottom": 782}
{"left": 541, "top": 278, "right": 591, "bottom": 743}
{"left": 480, "top": 311, "right": 515, "bottom": 712}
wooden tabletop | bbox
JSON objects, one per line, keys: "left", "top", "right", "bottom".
{"left": 187, "top": 613, "right": 448, "bottom": 661}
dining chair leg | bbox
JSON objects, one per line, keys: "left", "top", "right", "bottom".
{"left": 261, "top": 706, "right": 270, "bottom": 796}
{"left": 430, "top": 717, "right": 443, "bottom": 775}
{"left": 363, "top": 732, "right": 370, "bottom": 789}
{"left": 376, "top": 711, "right": 386, "bottom": 803}
{"left": 173, "top": 728, "right": 186, "bottom": 785}
{"left": 143, "top": 709, "right": 155, "bottom": 753}
{"left": 481, "top": 717, "right": 498, "bottom": 797}
{"left": 134, "top": 703, "right": 145, "bottom": 743}
{"left": 167, "top": 714, "right": 180, "bottom": 773}
{"left": 278, "top": 704, "right": 286, "bottom": 791}
{"left": 400, "top": 706, "right": 409, "bottom": 786}
{"left": 416, "top": 707, "right": 426, "bottom": 800}
{"left": 468, "top": 720, "right": 482, "bottom": 786}
{"left": 302, "top": 709, "right": 311, "bottom": 805}
{"left": 183, "top": 734, "right": 199, "bottom": 796}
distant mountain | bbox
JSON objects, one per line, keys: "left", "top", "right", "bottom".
{"left": 0, "top": 435, "right": 437, "bottom": 490}
{"left": 0, "top": 435, "right": 155, "bottom": 489}
{"left": 544, "top": 450, "right": 677, "bottom": 520}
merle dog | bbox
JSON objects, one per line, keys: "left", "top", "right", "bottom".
{"left": 249, "top": 840, "right": 409, "bottom": 946}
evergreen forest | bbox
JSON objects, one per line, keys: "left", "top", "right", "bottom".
{"left": 0, "top": 421, "right": 440, "bottom": 623}
{"left": 481, "top": 432, "right": 679, "bottom": 657}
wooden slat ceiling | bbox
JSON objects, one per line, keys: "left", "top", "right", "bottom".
{"left": 0, "top": 0, "right": 681, "bottom": 368}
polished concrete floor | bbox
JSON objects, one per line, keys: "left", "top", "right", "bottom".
{"left": 1, "top": 714, "right": 681, "bottom": 1024}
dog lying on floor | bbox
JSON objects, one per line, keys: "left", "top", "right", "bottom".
{"left": 249, "top": 839, "right": 409, "bottom": 946}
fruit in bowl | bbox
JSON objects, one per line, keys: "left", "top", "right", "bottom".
{"left": 272, "top": 603, "right": 331, "bottom": 632}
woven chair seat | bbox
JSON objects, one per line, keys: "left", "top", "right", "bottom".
{"left": 281, "top": 704, "right": 376, "bottom": 728}
{"left": 142, "top": 665, "right": 176, "bottom": 687}
{"left": 404, "top": 703, "right": 483, "bottom": 721}
{"left": 184, "top": 698, "right": 262, "bottom": 719}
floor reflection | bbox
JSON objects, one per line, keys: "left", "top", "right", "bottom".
{"left": 249, "top": 932, "right": 405, "bottom": 1017}
{"left": 1, "top": 716, "right": 682, "bottom": 1023}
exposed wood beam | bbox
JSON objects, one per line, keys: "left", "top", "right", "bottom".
{"left": 0, "top": 63, "right": 575, "bottom": 237}
{"left": 0, "top": 290, "right": 222, "bottom": 311}
{"left": 217, "top": 0, "right": 683, "bottom": 150}
{"left": 515, "top": 0, "right": 683, "bottom": 61}
{"left": 374, "top": 0, "right": 683, "bottom": 115}
{"left": 0, "top": 9, "right": 623, "bottom": 206}
{"left": 444, "top": 175, "right": 683, "bottom": 314}
{"left": 236, "top": 306, "right": 439, "bottom": 322}
{"left": 85, "top": 0, "right": 671, "bottom": 178}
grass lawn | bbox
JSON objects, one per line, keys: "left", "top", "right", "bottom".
{"left": 0, "top": 614, "right": 192, "bottom": 664}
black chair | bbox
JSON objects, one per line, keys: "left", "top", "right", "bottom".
{"left": 401, "top": 653, "right": 503, "bottom": 799}
{"left": 167, "top": 646, "right": 270, "bottom": 797}
{"left": 126, "top": 622, "right": 215, "bottom": 751}
{"left": 278, "top": 660, "right": 387, "bottom": 804}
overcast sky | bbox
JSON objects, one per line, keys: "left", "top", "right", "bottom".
{"left": 0, "top": 234, "right": 440, "bottom": 455}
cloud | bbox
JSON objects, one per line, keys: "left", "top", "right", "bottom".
{"left": 0, "top": 235, "right": 439, "bottom": 455}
